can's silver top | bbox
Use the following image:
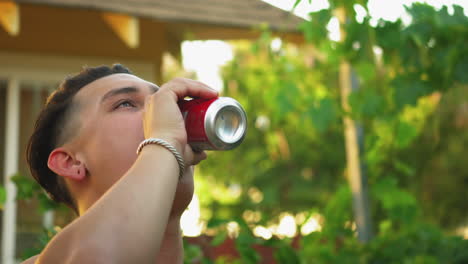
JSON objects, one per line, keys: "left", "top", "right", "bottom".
{"left": 205, "top": 97, "right": 247, "bottom": 150}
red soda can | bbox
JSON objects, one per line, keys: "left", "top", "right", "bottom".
{"left": 178, "top": 97, "right": 247, "bottom": 151}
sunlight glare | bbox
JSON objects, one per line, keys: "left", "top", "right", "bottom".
{"left": 270, "top": 37, "right": 283, "bottom": 52}
{"left": 301, "top": 215, "right": 323, "bottom": 235}
{"left": 254, "top": 226, "right": 273, "bottom": 240}
{"left": 181, "top": 40, "right": 233, "bottom": 90}
{"left": 354, "top": 4, "right": 367, "bottom": 23}
{"left": 458, "top": 226, "right": 468, "bottom": 239}
{"left": 261, "top": 0, "right": 330, "bottom": 20}
{"left": 248, "top": 187, "right": 264, "bottom": 204}
{"left": 276, "top": 213, "right": 297, "bottom": 238}
{"left": 227, "top": 221, "right": 240, "bottom": 238}
{"left": 181, "top": 194, "right": 204, "bottom": 237}
{"left": 327, "top": 17, "right": 341, "bottom": 42}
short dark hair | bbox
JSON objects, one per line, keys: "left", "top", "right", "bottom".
{"left": 27, "top": 64, "right": 132, "bottom": 214}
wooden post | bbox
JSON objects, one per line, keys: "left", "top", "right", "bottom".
{"left": 336, "top": 7, "right": 373, "bottom": 242}
{"left": 2, "top": 77, "right": 20, "bottom": 264}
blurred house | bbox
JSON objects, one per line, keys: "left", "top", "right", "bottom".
{"left": 0, "top": 0, "right": 302, "bottom": 262}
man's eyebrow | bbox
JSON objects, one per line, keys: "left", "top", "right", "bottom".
{"left": 101, "top": 86, "right": 139, "bottom": 103}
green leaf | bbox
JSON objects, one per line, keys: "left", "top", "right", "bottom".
{"left": 207, "top": 218, "right": 230, "bottom": 229}
{"left": 211, "top": 231, "right": 228, "bottom": 246}
{"left": 376, "top": 19, "right": 404, "bottom": 53}
{"left": 394, "top": 160, "right": 415, "bottom": 177}
{"left": 293, "top": 0, "right": 314, "bottom": 9}
{"left": 275, "top": 88, "right": 295, "bottom": 117}
{"left": 454, "top": 56, "right": 468, "bottom": 83}
{"left": 11, "top": 174, "right": 39, "bottom": 200}
{"left": 307, "top": 97, "right": 338, "bottom": 132}
{"left": 405, "top": 3, "right": 436, "bottom": 24}
{"left": 299, "top": 9, "right": 332, "bottom": 44}
{"left": 234, "top": 228, "right": 260, "bottom": 263}
{"left": 183, "top": 242, "right": 205, "bottom": 264}
{"left": 293, "top": 0, "right": 301, "bottom": 9}
{"left": 348, "top": 88, "right": 386, "bottom": 119}
{"left": 201, "top": 259, "right": 214, "bottom": 264}
{"left": 372, "top": 177, "right": 418, "bottom": 223}
{"left": 37, "top": 192, "right": 61, "bottom": 212}
{"left": 260, "top": 185, "right": 279, "bottom": 207}
{"left": 0, "top": 186, "right": 6, "bottom": 208}
{"left": 355, "top": 62, "right": 376, "bottom": 82}
{"left": 274, "top": 245, "right": 300, "bottom": 264}
{"left": 392, "top": 77, "right": 431, "bottom": 111}
{"left": 395, "top": 121, "right": 418, "bottom": 148}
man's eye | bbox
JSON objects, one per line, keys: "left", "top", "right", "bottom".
{"left": 116, "top": 100, "right": 135, "bottom": 109}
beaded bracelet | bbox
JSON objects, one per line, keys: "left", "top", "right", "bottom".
{"left": 136, "top": 138, "right": 185, "bottom": 179}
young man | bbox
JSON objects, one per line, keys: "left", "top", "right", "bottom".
{"left": 22, "top": 64, "right": 218, "bottom": 263}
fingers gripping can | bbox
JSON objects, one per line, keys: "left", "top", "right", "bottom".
{"left": 179, "top": 97, "right": 247, "bottom": 151}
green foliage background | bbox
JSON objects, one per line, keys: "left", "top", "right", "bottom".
{"left": 195, "top": 1, "right": 468, "bottom": 263}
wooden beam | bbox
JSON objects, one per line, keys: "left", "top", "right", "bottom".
{"left": 101, "top": 12, "right": 139, "bottom": 49}
{"left": 0, "top": 0, "right": 19, "bottom": 36}
{"left": 168, "top": 23, "right": 304, "bottom": 44}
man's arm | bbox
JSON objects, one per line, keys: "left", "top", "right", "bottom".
{"left": 156, "top": 217, "right": 184, "bottom": 263}
{"left": 24, "top": 222, "right": 184, "bottom": 264}
{"left": 36, "top": 146, "right": 181, "bottom": 263}
{"left": 23, "top": 213, "right": 184, "bottom": 264}
{"left": 23, "top": 221, "right": 184, "bottom": 264}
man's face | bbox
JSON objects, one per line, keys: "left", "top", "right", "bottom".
{"left": 68, "top": 73, "right": 194, "bottom": 213}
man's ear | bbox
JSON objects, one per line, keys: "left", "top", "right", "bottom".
{"left": 48, "top": 148, "right": 87, "bottom": 181}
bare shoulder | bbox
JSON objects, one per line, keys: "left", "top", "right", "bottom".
{"left": 21, "top": 255, "right": 39, "bottom": 264}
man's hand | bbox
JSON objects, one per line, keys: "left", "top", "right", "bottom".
{"left": 142, "top": 78, "right": 218, "bottom": 166}
{"left": 143, "top": 78, "right": 218, "bottom": 219}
